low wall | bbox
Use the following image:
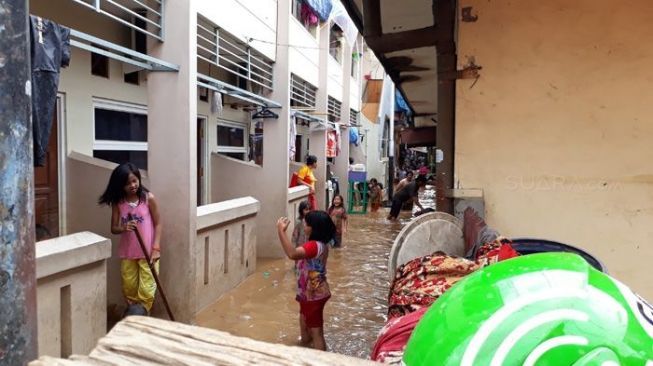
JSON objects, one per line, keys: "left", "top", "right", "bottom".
{"left": 195, "top": 197, "right": 260, "bottom": 312}
{"left": 66, "top": 152, "right": 150, "bottom": 320}
{"left": 36, "top": 232, "right": 111, "bottom": 358}
{"left": 287, "top": 186, "right": 310, "bottom": 238}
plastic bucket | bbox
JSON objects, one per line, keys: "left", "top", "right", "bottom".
{"left": 510, "top": 238, "right": 607, "bottom": 273}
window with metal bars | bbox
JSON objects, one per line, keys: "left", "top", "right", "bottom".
{"left": 350, "top": 109, "right": 360, "bottom": 126}
{"left": 197, "top": 15, "right": 274, "bottom": 93}
{"left": 327, "top": 97, "right": 342, "bottom": 122}
{"left": 71, "top": 0, "right": 164, "bottom": 40}
{"left": 290, "top": 74, "right": 317, "bottom": 109}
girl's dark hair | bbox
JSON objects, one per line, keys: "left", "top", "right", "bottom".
{"left": 98, "top": 163, "right": 148, "bottom": 206}
{"left": 305, "top": 211, "right": 336, "bottom": 244}
{"left": 328, "top": 194, "right": 345, "bottom": 213}
{"left": 377, "top": 183, "right": 384, "bottom": 190}
{"left": 306, "top": 155, "right": 317, "bottom": 165}
{"left": 298, "top": 200, "right": 310, "bottom": 219}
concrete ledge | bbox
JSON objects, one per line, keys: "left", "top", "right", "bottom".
{"left": 445, "top": 188, "right": 484, "bottom": 199}
{"left": 197, "top": 197, "right": 260, "bottom": 231}
{"left": 288, "top": 186, "right": 310, "bottom": 202}
{"left": 213, "top": 152, "right": 261, "bottom": 169}
{"left": 68, "top": 151, "right": 148, "bottom": 178}
{"left": 36, "top": 232, "right": 112, "bottom": 279}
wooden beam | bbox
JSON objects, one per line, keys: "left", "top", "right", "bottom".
{"left": 362, "top": 0, "right": 382, "bottom": 37}
{"left": 366, "top": 27, "right": 437, "bottom": 54}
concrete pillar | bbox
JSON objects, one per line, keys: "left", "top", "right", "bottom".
{"left": 0, "top": 0, "right": 38, "bottom": 363}
{"left": 334, "top": 42, "right": 353, "bottom": 207}
{"left": 258, "top": 0, "right": 292, "bottom": 257}
{"left": 147, "top": 0, "right": 198, "bottom": 322}
{"left": 312, "top": 20, "right": 331, "bottom": 211}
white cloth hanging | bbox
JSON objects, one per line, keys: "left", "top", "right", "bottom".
{"left": 289, "top": 113, "right": 297, "bottom": 161}
{"left": 329, "top": 1, "right": 358, "bottom": 47}
{"left": 211, "top": 91, "right": 223, "bottom": 115}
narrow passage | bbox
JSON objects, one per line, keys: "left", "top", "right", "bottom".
{"left": 196, "top": 212, "right": 407, "bottom": 358}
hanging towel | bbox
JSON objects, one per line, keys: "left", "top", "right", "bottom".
{"left": 30, "top": 15, "right": 70, "bottom": 167}
{"left": 289, "top": 114, "right": 297, "bottom": 161}
{"left": 334, "top": 123, "right": 342, "bottom": 156}
{"left": 303, "top": 0, "right": 333, "bottom": 22}
{"left": 211, "top": 91, "right": 223, "bottom": 115}
{"left": 349, "top": 127, "right": 359, "bottom": 146}
{"left": 326, "top": 131, "right": 337, "bottom": 158}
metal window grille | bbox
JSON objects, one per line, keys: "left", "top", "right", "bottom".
{"left": 197, "top": 15, "right": 274, "bottom": 93}
{"left": 290, "top": 74, "right": 317, "bottom": 109}
{"left": 327, "top": 96, "right": 341, "bottom": 122}
{"left": 350, "top": 109, "right": 359, "bottom": 126}
{"left": 71, "top": 0, "right": 164, "bottom": 40}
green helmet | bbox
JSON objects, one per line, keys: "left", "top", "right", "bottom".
{"left": 403, "top": 253, "right": 653, "bottom": 366}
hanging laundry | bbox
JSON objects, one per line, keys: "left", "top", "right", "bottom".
{"left": 329, "top": 0, "right": 358, "bottom": 47}
{"left": 30, "top": 15, "right": 70, "bottom": 166}
{"left": 289, "top": 114, "right": 297, "bottom": 161}
{"left": 349, "top": 127, "right": 359, "bottom": 146}
{"left": 301, "top": 2, "right": 319, "bottom": 27}
{"left": 303, "top": 0, "right": 333, "bottom": 22}
{"left": 334, "top": 123, "right": 341, "bottom": 156}
{"left": 326, "top": 130, "right": 337, "bottom": 158}
{"left": 211, "top": 91, "right": 223, "bottom": 115}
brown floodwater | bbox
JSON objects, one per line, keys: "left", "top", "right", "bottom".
{"left": 196, "top": 210, "right": 410, "bottom": 359}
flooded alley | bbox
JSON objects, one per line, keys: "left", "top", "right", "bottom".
{"left": 196, "top": 211, "right": 406, "bottom": 358}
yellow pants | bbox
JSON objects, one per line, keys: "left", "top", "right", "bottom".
{"left": 121, "top": 259, "right": 159, "bottom": 313}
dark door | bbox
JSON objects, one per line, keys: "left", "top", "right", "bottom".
{"left": 34, "top": 108, "right": 59, "bottom": 241}
{"left": 197, "top": 118, "right": 205, "bottom": 206}
{"left": 294, "top": 135, "right": 302, "bottom": 162}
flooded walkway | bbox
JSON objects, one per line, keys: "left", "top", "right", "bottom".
{"left": 196, "top": 211, "right": 406, "bottom": 358}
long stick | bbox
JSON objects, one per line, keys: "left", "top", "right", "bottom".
{"left": 128, "top": 214, "right": 175, "bottom": 321}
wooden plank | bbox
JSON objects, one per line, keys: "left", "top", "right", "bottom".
{"left": 31, "top": 317, "right": 380, "bottom": 366}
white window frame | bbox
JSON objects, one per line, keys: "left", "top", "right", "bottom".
{"left": 92, "top": 98, "right": 148, "bottom": 154}
{"left": 217, "top": 119, "right": 249, "bottom": 159}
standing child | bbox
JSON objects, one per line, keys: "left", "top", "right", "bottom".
{"left": 99, "top": 163, "right": 162, "bottom": 315}
{"left": 292, "top": 200, "right": 311, "bottom": 248}
{"left": 277, "top": 211, "right": 336, "bottom": 351}
{"left": 371, "top": 182, "right": 383, "bottom": 212}
{"left": 328, "top": 195, "right": 347, "bottom": 248}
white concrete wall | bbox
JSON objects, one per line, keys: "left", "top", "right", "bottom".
{"left": 197, "top": 0, "right": 277, "bottom": 61}
{"left": 196, "top": 197, "right": 259, "bottom": 312}
{"left": 289, "top": 18, "right": 321, "bottom": 86}
{"left": 36, "top": 232, "right": 111, "bottom": 358}
{"left": 327, "top": 57, "right": 344, "bottom": 103}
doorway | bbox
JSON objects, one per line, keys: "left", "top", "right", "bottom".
{"left": 34, "top": 103, "right": 60, "bottom": 241}
{"left": 197, "top": 117, "right": 208, "bottom": 206}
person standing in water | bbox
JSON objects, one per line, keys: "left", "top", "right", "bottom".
{"left": 277, "top": 211, "right": 336, "bottom": 351}
{"left": 327, "top": 195, "right": 348, "bottom": 248}
{"left": 297, "top": 155, "right": 318, "bottom": 210}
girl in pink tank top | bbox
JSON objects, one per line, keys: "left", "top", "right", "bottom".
{"left": 99, "top": 163, "right": 162, "bottom": 314}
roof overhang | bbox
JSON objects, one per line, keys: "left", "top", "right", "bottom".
{"left": 197, "top": 73, "right": 282, "bottom": 109}
{"left": 399, "top": 126, "right": 436, "bottom": 147}
{"left": 341, "top": 0, "right": 456, "bottom": 124}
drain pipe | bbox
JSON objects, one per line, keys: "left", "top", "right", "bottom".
{"left": 0, "top": 0, "right": 39, "bottom": 363}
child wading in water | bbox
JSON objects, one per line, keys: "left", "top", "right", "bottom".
{"left": 277, "top": 211, "right": 336, "bottom": 351}
{"left": 328, "top": 195, "right": 347, "bottom": 248}
{"left": 99, "top": 163, "right": 162, "bottom": 315}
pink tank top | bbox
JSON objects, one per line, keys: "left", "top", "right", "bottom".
{"left": 117, "top": 195, "right": 155, "bottom": 259}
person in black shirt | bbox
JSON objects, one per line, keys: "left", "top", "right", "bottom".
{"left": 387, "top": 176, "right": 427, "bottom": 220}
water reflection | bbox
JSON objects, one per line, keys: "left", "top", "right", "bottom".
{"left": 196, "top": 210, "right": 406, "bottom": 358}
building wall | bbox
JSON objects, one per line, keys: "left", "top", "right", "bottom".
{"left": 288, "top": 18, "right": 320, "bottom": 86}
{"left": 327, "top": 57, "right": 344, "bottom": 102}
{"left": 455, "top": 0, "right": 653, "bottom": 299}
{"left": 31, "top": 0, "right": 148, "bottom": 157}
{"left": 197, "top": 0, "right": 277, "bottom": 61}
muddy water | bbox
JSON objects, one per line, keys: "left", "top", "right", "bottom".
{"left": 196, "top": 210, "right": 409, "bottom": 358}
